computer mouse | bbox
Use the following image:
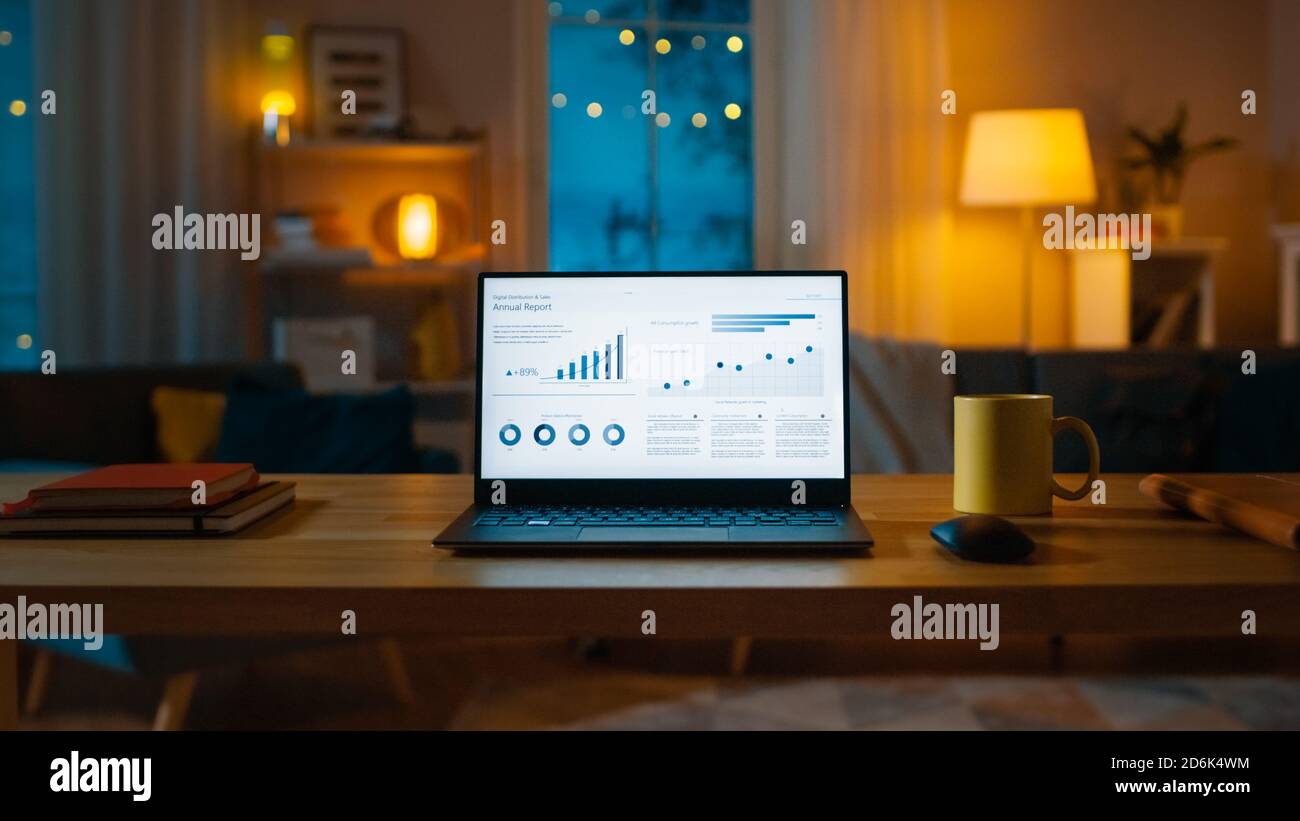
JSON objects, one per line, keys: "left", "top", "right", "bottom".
{"left": 930, "top": 514, "right": 1034, "bottom": 563}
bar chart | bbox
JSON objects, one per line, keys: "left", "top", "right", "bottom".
{"left": 710, "top": 312, "right": 818, "bottom": 333}
{"left": 540, "top": 330, "right": 627, "bottom": 383}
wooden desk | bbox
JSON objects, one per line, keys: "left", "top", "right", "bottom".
{"left": 3, "top": 473, "right": 1299, "bottom": 727}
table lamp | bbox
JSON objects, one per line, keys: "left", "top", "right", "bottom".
{"left": 959, "top": 108, "right": 1097, "bottom": 346}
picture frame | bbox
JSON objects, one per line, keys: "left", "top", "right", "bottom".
{"left": 305, "top": 25, "right": 406, "bottom": 139}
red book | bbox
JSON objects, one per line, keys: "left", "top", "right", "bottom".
{"left": 2, "top": 464, "right": 259, "bottom": 515}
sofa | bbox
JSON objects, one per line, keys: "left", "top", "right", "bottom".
{"left": 848, "top": 337, "right": 1300, "bottom": 474}
{"left": 0, "top": 362, "right": 457, "bottom": 473}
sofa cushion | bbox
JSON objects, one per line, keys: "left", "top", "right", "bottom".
{"left": 0, "top": 363, "right": 302, "bottom": 464}
{"left": 151, "top": 386, "right": 228, "bottom": 463}
{"left": 215, "top": 382, "right": 418, "bottom": 473}
{"left": 1214, "top": 353, "right": 1300, "bottom": 471}
{"left": 1031, "top": 351, "right": 1222, "bottom": 473}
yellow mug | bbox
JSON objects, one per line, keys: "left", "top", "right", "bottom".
{"left": 953, "top": 394, "right": 1100, "bottom": 515}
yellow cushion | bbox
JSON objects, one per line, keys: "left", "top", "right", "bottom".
{"left": 150, "top": 386, "right": 228, "bottom": 464}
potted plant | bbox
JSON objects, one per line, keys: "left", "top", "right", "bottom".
{"left": 1124, "top": 102, "right": 1238, "bottom": 239}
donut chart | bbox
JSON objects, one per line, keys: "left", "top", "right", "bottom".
{"left": 568, "top": 423, "right": 591, "bottom": 446}
{"left": 533, "top": 423, "right": 556, "bottom": 446}
{"left": 498, "top": 423, "right": 521, "bottom": 446}
{"left": 602, "top": 423, "right": 625, "bottom": 446}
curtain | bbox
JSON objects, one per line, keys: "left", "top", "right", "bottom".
{"left": 33, "top": 0, "right": 252, "bottom": 365}
{"left": 756, "top": 0, "right": 950, "bottom": 341}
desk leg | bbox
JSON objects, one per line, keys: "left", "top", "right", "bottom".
{"left": 0, "top": 641, "right": 17, "bottom": 730}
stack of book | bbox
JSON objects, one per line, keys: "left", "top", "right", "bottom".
{"left": 0, "top": 464, "right": 295, "bottom": 536}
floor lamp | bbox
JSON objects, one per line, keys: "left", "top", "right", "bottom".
{"left": 959, "top": 109, "right": 1097, "bottom": 348}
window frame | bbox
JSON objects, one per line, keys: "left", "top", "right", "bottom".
{"left": 539, "top": 0, "right": 757, "bottom": 272}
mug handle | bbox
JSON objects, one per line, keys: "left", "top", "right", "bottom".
{"left": 1050, "top": 416, "right": 1100, "bottom": 501}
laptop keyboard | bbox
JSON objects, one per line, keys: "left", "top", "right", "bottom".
{"left": 472, "top": 506, "right": 840, "bottom": 527}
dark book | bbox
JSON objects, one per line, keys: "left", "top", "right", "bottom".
{"left": 2, "top": 463, "right": 258, "bottom": 514}
{"left": 0, "top": 481, "right": 295, "bottom": 536}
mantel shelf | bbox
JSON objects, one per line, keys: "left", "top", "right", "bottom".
{"left": 259, "top": 139, "right": 484, "bottom": 164}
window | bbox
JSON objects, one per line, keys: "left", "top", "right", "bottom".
{"left": 547, "top": 0, "right": 752, "bottom": 271}
{"left": 0, "top": 0, "right": 36, "bottom": 368}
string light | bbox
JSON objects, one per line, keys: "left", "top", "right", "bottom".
{"left": 619, "top": 29, "right": 635, "bottom": 45}
{"left": 724, "top": 103, "right": 741, "bottom": 120}
{"left": 655, "top": 112, "right": 671, "bottom": 127}
{"left": 8, "top": 99, "right": 26, "bottom": 117}
{"left": 16, "top": 334, "right": 32, "bottom": 350}
{"left": 691, "top": 35, "right": 706, "bottom": 50}
{"left": 586, "top": 102, "right": 603, "bottom": 118}
{"left": 552, "top": 93, "right": 568, "bottom": 108}
{"left": 655, "top": 38, "right": 671, "bottom": 54}
{"left": 585, "top": 9, "right": 600, "bottom": 23}
{"left": 0, "top": 30, "right": 12, "bottom": 46}
{"left": 726, "top": 35, "right": 744, "bottom": 53}
{"left": 692, "top": 112, "right": 707, "bottom": 128}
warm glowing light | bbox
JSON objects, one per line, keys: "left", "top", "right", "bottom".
{"left": 397, "top": 194, "right": 438, "bottom": 260}
{"left": 260, "top": 90, "right": 296, "bottom": 116}
{"left": 552, "top": 93, "right": 568, "bottom": 108}
{"left": 691, "top": 112, "right": 707, "bottom": 128}
{"left": 691, "top": 35, "right": 705, "bottom": 49}
{"left": 619, "top": 29, "right": 635, "bottom": 45}
{"left": 585, "top": 9, "right": 600, "bottom": 23}
{"left": 655, "top": 112, "right": 671, "bottom": 127}
{"left": 16, "top": 334, "right": 32, "bottom": 350}
{"left": 724, "top": 102, "right": 741, "bottom": 120}
{"left": 959, "top": 108, "right": 1097, "bottom": 206}
{"left": 8, "top": 99, "right": 26, "bottom": 117}
{"left": 655, "top": 38, "right": 671, "bottom": 54}
{"left": 261, "top": 33, "right": 294, "bottom": 61}
{"left": 0, "top": 30, "right": 12, "bottom": 46}
{"left": 726, "top": 35, "right": 743, "bottom": 52}
{"left": 586, "top": 102, "right": 603, "bottom": 118}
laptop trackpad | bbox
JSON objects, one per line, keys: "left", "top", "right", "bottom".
{"left": 577, "top": 527, "right": 728, "bottom": 542}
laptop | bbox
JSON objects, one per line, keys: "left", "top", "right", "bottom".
{"left": 433, "top": 271, "right": 873, "bottom": 553}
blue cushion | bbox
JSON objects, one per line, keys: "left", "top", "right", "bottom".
{"left": 0, "top": 460, "right": 99, "bottom": 473}
{"left": 29, "top": 637, "right": 137, "bottom": 674}
{"left": 215, "top": 383, "right": 417, "bottom": 473}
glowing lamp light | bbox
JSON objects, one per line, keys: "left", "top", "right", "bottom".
{"left": 260, "top": 90, "right": 296, "bottom": 146}
{"left": 262, "top": 33, "right": 295, "bottom": 61}
{"left": 397, "top": 194, "right": 439, "bottom": 260}
{"left": 959, "top": 108, "right": 1096, "bottom": 206}
{"left": 260, "top": 90, "right": 296, "bottom": 116}
{"left": 959, "top": 108, "right": 1097, "bottom": 346}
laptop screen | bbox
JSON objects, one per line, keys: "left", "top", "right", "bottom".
{"left": 479, "top": 274, "right": 846, "bottom": 480}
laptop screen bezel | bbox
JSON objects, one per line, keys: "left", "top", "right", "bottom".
{"left": 473, "top": 271, "right": 852, "bottom": 506}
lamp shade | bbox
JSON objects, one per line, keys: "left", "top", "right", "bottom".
{"left": 396, "top": 193, "right": 438, "bottom": 260}
{"left": 959, "top": 108, "right": 1097, "bottom": 206}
